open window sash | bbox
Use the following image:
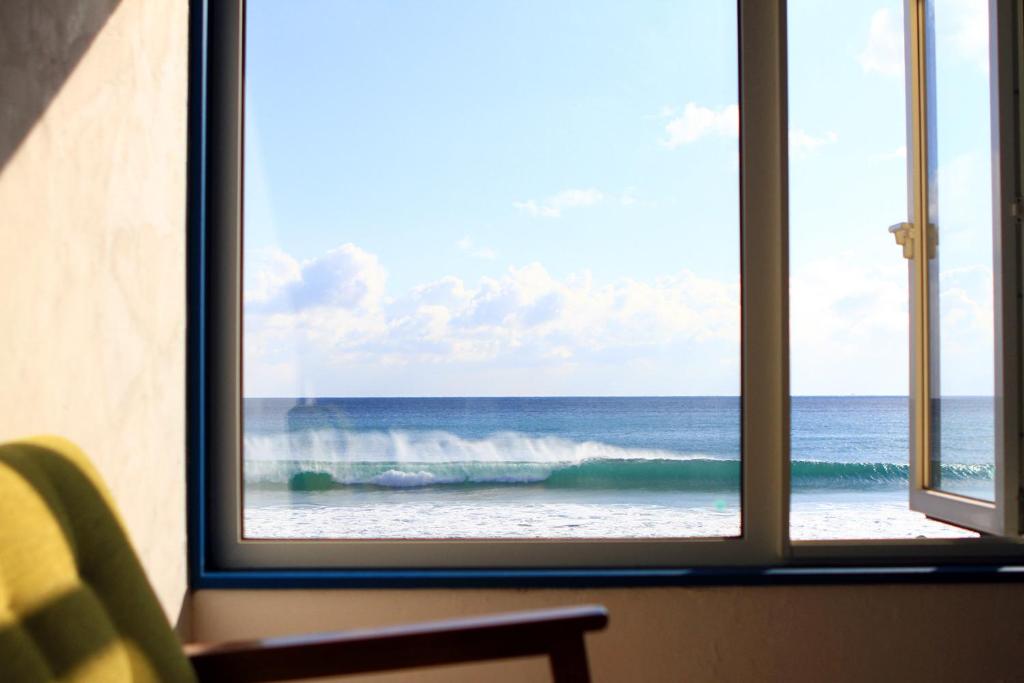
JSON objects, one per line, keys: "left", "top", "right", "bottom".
{"left": 899, "top": 0, "right": 1022, "bottom": 536}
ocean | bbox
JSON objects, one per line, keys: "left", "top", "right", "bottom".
{"left": 242, "top": 396, "right": 993, "bottom": 541}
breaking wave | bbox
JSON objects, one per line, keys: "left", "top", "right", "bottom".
{"left": 243, "top": 430, "right": 993, "bottom": 491}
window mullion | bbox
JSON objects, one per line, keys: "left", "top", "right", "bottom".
{"left": 738, "top": 0, "right": 790, "bottom": 562}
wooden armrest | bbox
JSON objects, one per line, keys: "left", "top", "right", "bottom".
{"left": 185, "top": 604, "right": 608, "bottom": 683}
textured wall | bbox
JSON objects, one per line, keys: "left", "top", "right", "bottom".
{"left": 194, "top": 584, "right": 1024, "bottom": 682}
{"left": 0, "top": 0, "right": 189, "bottom": 624}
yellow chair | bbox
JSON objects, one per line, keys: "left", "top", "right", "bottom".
{"left": 0, "top": 437, "right": 606, "bottom": 682}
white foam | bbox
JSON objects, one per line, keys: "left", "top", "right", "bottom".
{"left": 370, "top": 470, "right": 456, "bottom": 487}
{"left": 244, "top": 429, "right": 710, "bottom": 464}
{"left": 243, "top": 489, "right": 977, "bottom": 541}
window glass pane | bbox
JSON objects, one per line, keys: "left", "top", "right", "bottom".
{"left": 787, "top": 0, "right": 974, "bottom": 539}
{"left": 924, "top": 0, "right": 995, "bottom": 500}
{"left": 242, "top": 1, "right": 740, "bottom": 539}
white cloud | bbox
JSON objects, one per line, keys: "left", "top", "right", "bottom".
{"left": 456, "top": 236, "right": 497, "bottom": 260}
{"left": 403, "top": 262, "right": 739, "bottom": 357}
{"left": 790, "top": 256, "right": 909, "bottom": 395}
{"left": 789, "top": 128, "right": 839, "bottom": 156}
{"left": 244, "top": 244, "right": 741, "bottom": 395}
{"left": 245, "top": 243, "right": 997, "bottom": 397}
{"left": 245, "top": 243, "right": 388, "bottom": 313}
{"left": 244, "top": 248, "right": 302, "bottom": 305}
{"left": 938, "top": 265, "right": 994, "bottom": 394}
{"left": 514, "top": 188, "right": 604, "bottom": 218}
{"left": 859, "top": 8, "right": 904, "bottom": 77}
{"left": 789, "top": 252, "right": 995, "bottom": 396}
{"left": 662, "top": 103, "right": 738, "bottom": 148}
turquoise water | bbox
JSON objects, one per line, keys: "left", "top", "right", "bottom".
{"left": 242, "top": 396, "right": 991, "bottom": 539}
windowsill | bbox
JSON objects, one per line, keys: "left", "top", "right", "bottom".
{"left": 193, "top": 563, "right": 1024, "bottom": 589}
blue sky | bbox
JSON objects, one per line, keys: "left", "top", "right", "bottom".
{"left": 242, "top": 0, "right": 994, "bottom": 398}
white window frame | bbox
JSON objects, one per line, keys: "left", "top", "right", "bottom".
{"left": 902, "top": 0, "right": 1022, "bottom": 537}
{"left": 201, "top": 0, "right": 1024, "bottom": 573}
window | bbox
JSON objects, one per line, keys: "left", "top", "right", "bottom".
{"left": 902, "top": 0, "right": 1018, "bottom": 535}
{"left": 241, "top": 0, "right": 741, "bottom": 543}
{"left": 191, "top": 0, "right": 1024, "bottom": 580}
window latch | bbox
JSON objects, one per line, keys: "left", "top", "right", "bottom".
{"left": 1011, "top": 197, "right": 1024, "bottom": 220}
{"left": 888, "top": 222, "right": 914, "bottom": 260}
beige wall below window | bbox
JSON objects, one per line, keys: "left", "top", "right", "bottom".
{"left": 194, "top": 585, "right": 1024, "bottom": 683}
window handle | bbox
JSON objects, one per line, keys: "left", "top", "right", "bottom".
{"left": 889, "top": 222, "right": 914, "bottom": 259}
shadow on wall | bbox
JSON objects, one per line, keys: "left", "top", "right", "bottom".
{"left": 0, "top": 0, "right": 122, "bottom": 173}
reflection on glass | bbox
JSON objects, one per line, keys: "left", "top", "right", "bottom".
{"left": 241, "top": 1, "right": 740, "bottom": 539}
{"left": 925, "top": 0, "right": 995, "bottom": 500}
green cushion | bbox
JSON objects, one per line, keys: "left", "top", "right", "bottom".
{"left": 0, "top": 437, "right": 196, "bottom": 682}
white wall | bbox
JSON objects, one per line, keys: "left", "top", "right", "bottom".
{"left": 0, "top": 0, "right": 190, "bottom": 625}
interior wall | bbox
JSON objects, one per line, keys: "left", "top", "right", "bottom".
{"left": 0, "top": 0, "right": 189, "bottom": 625}
{"left": 194, "top": 584, "right": 1023, "bottom": 682}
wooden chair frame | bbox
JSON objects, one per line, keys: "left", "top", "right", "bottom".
{"left": 185, "top": 605, "right": 608, "bottom": 682}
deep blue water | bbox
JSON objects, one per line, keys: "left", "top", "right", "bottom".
{"left": 242, "top": 396, "right": 994, "bottom": 491}
{"left": 246, "top": 396, "right": 741, "bottom": 457}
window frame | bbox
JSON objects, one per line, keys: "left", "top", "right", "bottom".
{"left": 901, "top": 0, "right": 1022, "bottom": 536}
{"left": 187, "top": 0, "right": 1024, "bottom": 587}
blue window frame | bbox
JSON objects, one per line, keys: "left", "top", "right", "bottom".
{"left": 186, "top": 0, "right": 1024, "bottom": 588}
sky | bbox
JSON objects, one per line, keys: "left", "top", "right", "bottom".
{"left": 242, "top": 0, "right": 995, "bottom": 398}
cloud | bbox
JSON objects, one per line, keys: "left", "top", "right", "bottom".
{"left": 514, "top": 188, "right": 604, "bottom": 218}
{"left": 937, "top": 265, "right": 994, "bottom": 394}
{"left": 244, "top": 244, "right": 741, "bottom": 395}
{"left": 790, "top": 257, "right": 908, "bottom": 394}
{"left": 790, "top": 252, "right": 995, "bottom": 396}
{"left": 456, "top": 236, "right": 497, "bottom": 260}
{"left": 245, "top": 243, "right": 388, "bottom": 313}
{"left": 245, "top": 243, "right": 997, "bottom": 397}
{"left": 789, "top": 128, "right": 839, "bottom": 156}
{"left": 662, "top": 103, "right": 738, "bottom": 148}
{"left": 859, "top": 8, "right": 903, "bottom": 77}
{"left": 789, "top": 255, "right": 918, "bottom": 396}
{"left": 405, "top": 262, "right": 739, "bottom": 356}
{"left": 244, "top": 248, "right": 302, "bottom": 305}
